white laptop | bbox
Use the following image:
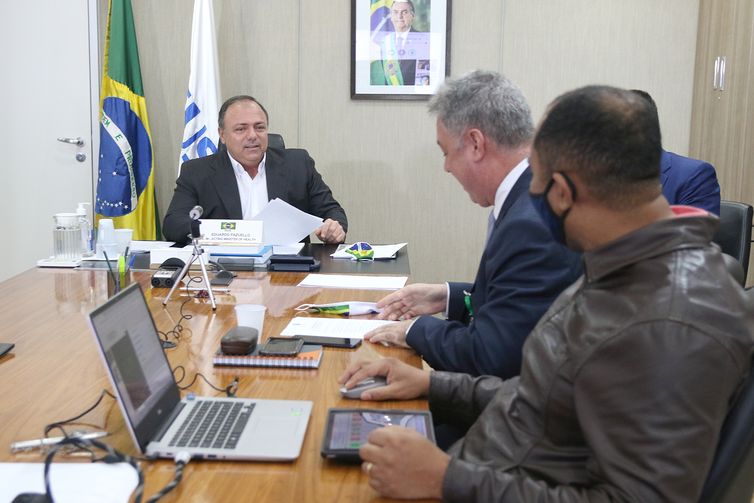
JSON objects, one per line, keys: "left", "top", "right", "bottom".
{"left": 87, "top": 283, "right": 312, "bottom": 461}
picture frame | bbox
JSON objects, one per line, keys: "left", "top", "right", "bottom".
{"left": 351, "top": 0, "right": 452, "bottom": 100}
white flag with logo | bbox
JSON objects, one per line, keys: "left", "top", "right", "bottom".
{"left": 178, "top": 0, "right": 221, "bottom": 173}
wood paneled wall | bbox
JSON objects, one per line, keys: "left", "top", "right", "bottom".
{"left": 122, "top": 0, "right": 700, "bottom": 284}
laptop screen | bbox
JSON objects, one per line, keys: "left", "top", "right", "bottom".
{"left": 89, "top": 283, "right": 180, "bottom": 451}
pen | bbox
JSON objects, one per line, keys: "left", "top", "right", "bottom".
{"left": 10, "top": 430, "right": 109, "bottom": 453}
{"left": 127, "top": 250, "right": 137, "bottom": 272}
{"left": 103, "top": 250, "right": 119, "bottom": 292}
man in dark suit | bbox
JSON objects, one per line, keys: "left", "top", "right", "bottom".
{"left": 632, "top": 90, "right": 721, "bottom": 215}
{"left": 364, "top": 71, "right": 582, "bottom": 378}
{"left": 163, "top": 96, "right": 347, "bottom": 245}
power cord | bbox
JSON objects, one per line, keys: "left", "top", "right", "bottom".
{"left": 172, "top": 365, "right": 239, "bottom": 397}
{"left": 13, "top": 436, "right": 190, "bottom": 503}
{"left": 144, "top": 451, "right": 191, "bottom": 503}
{"left": 44, "top": 389, "right": 115, "bottom": 438}
{"left": 157, "top": 297, "right": 193, "bottom": 345}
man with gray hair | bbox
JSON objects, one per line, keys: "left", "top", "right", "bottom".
{"left": 364, "top": 71, "right": 581, "bottom": 380}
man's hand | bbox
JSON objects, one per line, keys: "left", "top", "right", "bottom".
{"left": 315, "top": 218, "right": 346, "bottom": 243}
{"left": 363, "top": 320, "right": 413, "bottom": 348}
{"left": 338, "top": 357, "right": 430, "bottom": 401}
{"left": 360, "top": 427, "right": 450, "bottom": 499}
{"left": 376, "top": 283, "right": 447, "bottom": 320}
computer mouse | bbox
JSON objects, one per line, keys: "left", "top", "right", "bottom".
{"left": 220, "top": 326, "right": 258, "bottom": 355}
{"left": 215, "top": 270, "right": 235, "bottom": 280}
{"left": 340, "top": 376, "right": 388, "bottom": 399}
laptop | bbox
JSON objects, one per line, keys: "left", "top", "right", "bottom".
{"left": 87, "top": 282, "right": 312, "bottom": 461}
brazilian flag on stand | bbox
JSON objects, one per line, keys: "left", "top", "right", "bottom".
{"left": 96, "top": 0, "right": 158, "bottom": 240}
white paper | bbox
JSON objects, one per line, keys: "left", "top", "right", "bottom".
{"left": 298, "top": 274, "right": 408, "bottom": 290}
{"left": 0, "top": 462, "right": 138, "bottom": 503}
{"left": 252, "top": 198, "right": 323, "bottom": 245}
{"left": 273, "top": 243, "right": 306, "bottom": 255}
{"left": 129, "top": 240, "right": 175, "bottom": 251}
{"left": 280, "top": 317, "right": 395, "bottom": 339}
{"left": 331, "top": 242, "right": 407, "bottom": 260}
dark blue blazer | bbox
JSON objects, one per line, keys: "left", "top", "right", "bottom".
{"left": 406, "top": 168, "right": 583, "bottom": 378}
{"left": 661, "top": 150, "right": 721, "bottom": 215}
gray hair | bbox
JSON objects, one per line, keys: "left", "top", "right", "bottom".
{"left": 428, "top": 70, "right": 534, "bottom": 148}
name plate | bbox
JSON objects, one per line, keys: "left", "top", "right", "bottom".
{"left": 199, "top": 219, "right": 263, "bottom": 245}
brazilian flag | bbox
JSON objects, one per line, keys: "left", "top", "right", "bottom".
{"left": 96, "top": 0, "right": 158, "bottom": 240}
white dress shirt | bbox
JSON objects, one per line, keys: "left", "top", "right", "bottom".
{"left": 228, "top": 152, "right": 269, "bottom": 219}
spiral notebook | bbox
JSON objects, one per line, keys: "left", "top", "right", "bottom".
{"left": 213, "top": 344, "right": 324, "bottom": 369}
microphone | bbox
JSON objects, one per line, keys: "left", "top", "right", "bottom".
{"left": 189, "top": 205, "right": 203, "bottom": 220}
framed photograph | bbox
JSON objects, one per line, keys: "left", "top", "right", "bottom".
{"left": 351, "top": 0, "right": 452, "bottom": 100}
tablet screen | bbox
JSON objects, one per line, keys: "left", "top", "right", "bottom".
{"left": 322, "top": 409, "right": 434, "bottom": 459}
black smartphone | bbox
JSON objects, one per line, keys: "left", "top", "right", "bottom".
{"left": 209, "top": 272, "right": 234, "bottom": 287}
{"left": 297, "top": 335, "right": 361, "bottom": 349}
{"left": 0, "top": 343, "right": 15, "bottom": 358}
{"left": 259, "top": 337, "right": 304, "bottom": 356}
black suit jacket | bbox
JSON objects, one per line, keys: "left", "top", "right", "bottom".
{"left": 163, "top": 145, "right": 348, "bottom": 245}
{"left": 406, "top": 168, "right": 583, "bottom": 377}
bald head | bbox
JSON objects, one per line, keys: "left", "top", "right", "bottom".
{"left": 534, "top": 85, "right": 662, "bottom": 209}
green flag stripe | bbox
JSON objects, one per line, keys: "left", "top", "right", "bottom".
{"left": 107, "top": 0, "right": 144, "bottom": 96}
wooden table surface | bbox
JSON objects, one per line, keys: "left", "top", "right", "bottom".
{"left": 0, "top": 267, "right": 429, "bottom": 502}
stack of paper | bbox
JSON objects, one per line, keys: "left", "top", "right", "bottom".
{"left": 280, "top": 317, "right": 395, "bottom": 339}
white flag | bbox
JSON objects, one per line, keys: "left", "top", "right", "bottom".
{"left": 178, "top": 0, "right": 221, "bottom": 173}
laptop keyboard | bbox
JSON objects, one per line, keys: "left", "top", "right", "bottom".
{"left": 169, "top": 400, "right": 255, "bottom": 450}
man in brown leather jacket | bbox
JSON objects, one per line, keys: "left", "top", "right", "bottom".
{"left": 339, "top": 85, "right": 754, "bottom": 501}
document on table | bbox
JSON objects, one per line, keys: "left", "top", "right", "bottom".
{"left": 298, "top": 274, "right": 408, "bottom": 290}
{"left": 253, "top": 198, "right": 323, "bottom": 245}
{"left": 0, "top": 462, "right": 138, "bottom": 503}
{"left": 280, "top": 317, "right": 395, "bottom": 339}
{"left": 273, "top": 243, "right": 306, "bottom": 255}
{"left": 129, "top": 240, "right": 175, "bottom": 251}
{"left": 331, "top": 242, "right": 407, "bottom": 260}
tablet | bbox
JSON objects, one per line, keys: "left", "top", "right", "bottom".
{"left": 321, "top": 408, "right": 435, "bottom": 462}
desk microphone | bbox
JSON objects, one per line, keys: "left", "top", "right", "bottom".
{"left": 189, "top": 206, "right": 203, "bottom": 239}
{"left": 189, "top": 205, "right": 203, "bottom": 220}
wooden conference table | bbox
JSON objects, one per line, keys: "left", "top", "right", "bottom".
{"left": 0, "top": 252, "right": 428, "bottom": 502}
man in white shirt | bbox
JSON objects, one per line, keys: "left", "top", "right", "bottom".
{"left": 163, "top": 96, "right": 347, "bottom": 245}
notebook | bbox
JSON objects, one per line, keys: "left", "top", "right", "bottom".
{"left": 213, "top": 345, "right": 323, "bottom": 369}
{"left": 87, "top": 283, "right": 312, "bottom": 461}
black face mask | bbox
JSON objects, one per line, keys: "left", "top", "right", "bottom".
{"left": 529, "top": 172, "right": 577, "bottom": 246}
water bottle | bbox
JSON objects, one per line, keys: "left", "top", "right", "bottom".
{"left": 76, "top": 202, "right": 94, "bottom": 257}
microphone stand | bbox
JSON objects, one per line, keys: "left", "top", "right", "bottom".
{"left": 163, "top": 219, "right": 217, "bottom": 310}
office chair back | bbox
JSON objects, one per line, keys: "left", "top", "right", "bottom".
{"left": 722, "top": 253, "right": 746, "bottom": 287}
{"left": 699, "top": 354, "right": 754, "bottom": 503}
{"left": 268, "top": 133, "right": 285, "bottom": 150}
{"left": 712, "top": 201, "right": 753, "bottom": 278}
